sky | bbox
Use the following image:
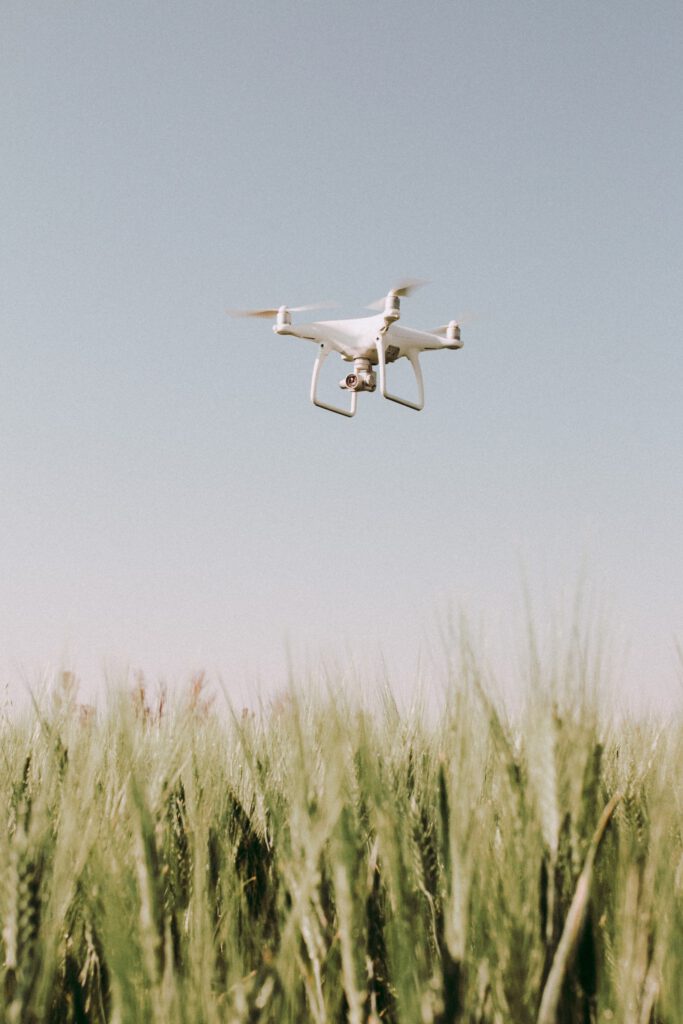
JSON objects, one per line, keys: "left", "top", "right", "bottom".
{"left": 1, "top": 1, "right": 682, "bottom": 708}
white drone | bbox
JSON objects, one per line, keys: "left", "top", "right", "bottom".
{"left": 228, "top": 279, "right": 463, "bottom": 417}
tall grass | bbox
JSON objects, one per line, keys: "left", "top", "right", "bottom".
{"left": 1, "top": 651, "right": 681, "bottom": 1023}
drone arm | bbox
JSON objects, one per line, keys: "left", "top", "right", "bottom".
{"left": 375, "top": 336, "right": 424, "bottom": 411}
{"left": 274, "top": 324, "right": 319, "bottom": 341}
{"left": 310, "top": 344, "right": 357, "bottom": 418}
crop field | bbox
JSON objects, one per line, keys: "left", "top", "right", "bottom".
{"left": 1, "top": 651, "right": 682, "bottom": 1024}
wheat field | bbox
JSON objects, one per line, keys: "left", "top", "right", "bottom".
{"left": 1, "top": 648, "right": 682, "bottom": 1024}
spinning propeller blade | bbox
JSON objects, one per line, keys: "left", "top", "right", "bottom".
{"left": 430, "top": 312, "right": 478, "bottom": 334}
{"left": 226, "top": 308, "right": 280, "bottom": 319}
{"left": 226, "top": 302, "right": 338, "bottom": 319}
{"left": 367, "top": 278, "right": 429, "bottom": 311}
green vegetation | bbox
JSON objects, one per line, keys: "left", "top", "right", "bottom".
{"left": 1, "top": 651, "right": 682, "bottom": 1023}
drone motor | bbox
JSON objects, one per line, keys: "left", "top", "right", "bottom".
{"left": 276, "top": 306, "right": 292, "bottom": 328}
{"left": 382, "top": 292, "right": 401, "bottom": 321}
{"left": 446, "top": 320, "right": 462, "bottom": 346}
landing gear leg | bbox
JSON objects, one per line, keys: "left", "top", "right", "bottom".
{"left": 310, "top": 344, "right": 357, "bottom": 417}
{"left": 375, "top": 336, "right": 424, "bottom": 411}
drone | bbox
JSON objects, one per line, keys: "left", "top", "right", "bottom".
{"left": 228, "top": 279, "right": 463, "bottom": 417}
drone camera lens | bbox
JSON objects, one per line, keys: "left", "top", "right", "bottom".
{"left": 345, "top": 374, "right": 358, "bottom": 389}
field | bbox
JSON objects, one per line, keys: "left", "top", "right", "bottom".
{"left": 2, "top": 645, "right": 682, "bottom": 1024}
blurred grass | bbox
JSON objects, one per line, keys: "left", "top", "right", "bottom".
{"left": 1, "top": 641, "right": 682, "bottom": 1024}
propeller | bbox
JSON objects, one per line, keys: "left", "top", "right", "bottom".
{"left": 226, "top": 302, "right": 338, "bottom": 319}
{"left": 367, "top": 278, "right": 429, "bottom": 311}
{"left": 430, "top": 312, "right": 479, "bottom": 334}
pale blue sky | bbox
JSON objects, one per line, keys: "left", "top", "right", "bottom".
{"left": 1, "top": 1, "right": 681, "bottom": 703}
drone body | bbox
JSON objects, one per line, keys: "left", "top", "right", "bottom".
{"left": 229, "top": 280, "right": 463, "bottom": 417}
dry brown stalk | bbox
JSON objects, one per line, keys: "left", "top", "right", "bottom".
{"left": 536, "top": 791, "right": 621, "bottom": 1024}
